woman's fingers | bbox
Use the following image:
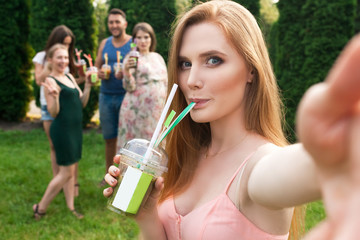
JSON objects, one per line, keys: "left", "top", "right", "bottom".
{"left": 113, "top": 155, "right": 121, "bottom": 164}
{"left": 103, "top": 187, "right": 113, "bottom": 198}
{"left": 42, "top": 79, "right": 60, "bottom": 95}
{"left": 105, "top": 172, "right": 117, "bottom": 187}
{"left": 108, "top": 165, "right": 120, "bottom": 177}
{"left": 140, "top": 177, "right": 164, "bottom": 212}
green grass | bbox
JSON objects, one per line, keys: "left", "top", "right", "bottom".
{"left": 0, "top": 128, "right": 139, "bottom": 240}
{"left": 305, "top": 200, "right": 326, "bottom": 231}
{"left": 0, "top": 128, "right": 326, "bottom": 239}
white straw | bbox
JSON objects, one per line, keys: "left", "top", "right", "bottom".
{"left": 143, "top": 84, "right": 178, "bottom": 163}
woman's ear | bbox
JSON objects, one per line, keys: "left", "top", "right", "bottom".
{"left": 247, "top": 69, "right": 255, "bottom": 83}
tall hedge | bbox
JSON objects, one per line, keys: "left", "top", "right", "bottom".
{"left": 274, "top": 0, "right": 356, "bottom": 143}
{"left": 109, "top": 0, "right": 177, "bottom": 62}
{"left": 355, "top": 0, "right": 360, "bottom": 32}
{"left": 301, "top": 0, "right": 356, "bottom": 89}
{"left": 273, "top": 0, "right": 306, "bottom": 142}
{"left": 189, "top": 0, "right": 260, "bottom": 19}
{"left": 30, "top": 0, "right": 99, "bottom": 127}
{"left": 234, "top": 0, "right": 260, "bottom": 19}
{"left": 0, "top": 0, "right": 33, "bottom": 121}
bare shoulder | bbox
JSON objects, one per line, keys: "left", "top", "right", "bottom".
{"left": 124, "top": 34, "right": 132, "bottom": 42}
{"left": 97, "top": 38, "right": 108, "bottom": 54}
{"left": 248, "top": 141, "right": 280, "bottom": 164}
{"left": 100, "top": 38, "right": 108, "bottom": 47}
{"left": 45, "top": 76, "right": 56, "bottom": 84}
{"left": 254, "top": 142, "right": 281, "bottom": 158}
{"left": 241, "top": 142, "right": 281, "bottom": 185}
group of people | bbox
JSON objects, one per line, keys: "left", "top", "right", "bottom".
{"left": 102, "top": 1, "right": 360, "bottom": 240}
{"left": 94, "top": 9, "right": 167, "bottom": 187}
{"left": 30, "top": 0, "right": 360, "bottom": 239}
{"left": 31, "top": 9, "right": 167, "bottom": 219}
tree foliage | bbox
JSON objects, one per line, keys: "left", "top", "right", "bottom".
{"left": 355, "top": 0, "right": 360, "bottom": 32}
{"left": 234, "top": 0, "right": 260, "bottom": 19}
{"left": 0, "top": 0, "right": 33, "bottom": 121}
{"left": 273, "top": 0, "right": 356, "bottom": 142}
{"left": 109, "top": 0, "right": 177, "bottom": 62}
{"left": 30, "top": 0, "right": 99, "bottom": 127}
{"left": 272, "top": 0, "right": 306, "bottom": 142}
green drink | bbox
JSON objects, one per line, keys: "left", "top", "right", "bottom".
{"left": 107, "top": 139, "right": 168, "bottom": 216}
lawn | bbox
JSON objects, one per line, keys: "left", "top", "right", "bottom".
{"left": 0, "top": 128, "right": 139, "bottom": 240}
{"left": 0, "top": 128, "right": 325, "bottom": 239}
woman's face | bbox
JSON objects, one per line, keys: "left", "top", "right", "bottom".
{"left": 178, "top": 22, "right": 253, "bottom": 123}
{"left": 50, "top": 48, "right": 69, "bottom": 73}
{"left": 62, "top": 36, "right": 72, "bottom": 50}
{"left": 135, "top": 30, "right": 151, "bottom": 53}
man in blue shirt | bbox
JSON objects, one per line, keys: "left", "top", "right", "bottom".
{"left": 95, "top": 8, "right": 132, "bottom": 184}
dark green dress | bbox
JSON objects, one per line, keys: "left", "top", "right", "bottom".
{"left": 50, "top": 75, "right": 83, "bottom": 166}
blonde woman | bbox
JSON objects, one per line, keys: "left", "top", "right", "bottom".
{"left": 33, "top": 44, "right": 92, "bottom": 220}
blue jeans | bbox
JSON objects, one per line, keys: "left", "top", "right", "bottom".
{"left": 99, "top": 93, "right": 125, "bottom": 139}
{"left": 41, "top": 105, "right": 55, "bottom": 121}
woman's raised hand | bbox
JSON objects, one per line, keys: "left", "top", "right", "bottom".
{"left": 103, "top": 155, "right": 164, "bottom": 221}
{"left": 41, "top": 78, "right": 61, "bottom": 98}
{"left": 297, "top": 34, "right": 360, "bottom": 239}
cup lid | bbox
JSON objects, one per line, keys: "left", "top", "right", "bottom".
{"left": 120, "top": 138, "right": 168, "bottom": 169}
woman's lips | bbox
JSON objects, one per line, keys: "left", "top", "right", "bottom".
{"left": 189, "top": 98, "right": 209, "bottom": 109}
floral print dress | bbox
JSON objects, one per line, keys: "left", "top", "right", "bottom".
{"left": 117, "top": 52, "right": 168, "bottom": 151}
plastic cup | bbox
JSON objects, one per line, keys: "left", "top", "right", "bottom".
{"left": 76, "top": 59, "right": 87, "bottom": 77}
{"left": 101, "top": 64, "right": 111, "bottom": 80}
{"left": 113, "top": 62, "right": 123, "bottom": 75}
{"left": 87, "top": 66, "right": 98, "bottom": 83}
{"left": 129, "top": 50, "right": 140, "bottom": 69}
{"left": 107, "top": 139, "right": 168, "bottom": 216}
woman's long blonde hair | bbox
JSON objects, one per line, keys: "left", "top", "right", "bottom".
{"left": 161, "top": 0, "right": 303, "bottom": 239}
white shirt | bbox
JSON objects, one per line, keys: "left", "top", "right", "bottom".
{"left": 32, "top": 51, "right": 69, "bottom": 106}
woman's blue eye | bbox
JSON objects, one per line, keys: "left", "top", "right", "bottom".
{"left": 207, "top": 57, "right": 222, "bottom": 65}
{"left": 180, "top": 61, "right": 192, "bottom": 69}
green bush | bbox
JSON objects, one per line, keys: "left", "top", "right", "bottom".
{"left": 0, "top": 0, "right": 33, "bottom": 121}
{"left": 30, "top": 0, "right": 98, "bottom": 127}
{"left": 301, "top": 0, "right": 356, "bottom": 88}
{"left": 234, "top": 0, "right": 260, "bottom": 19}
{"left": 272, "top": 0, "right": 356, "bottom": 143}
{"left": 272, "top": 0, "right": 306, "bottom": 142}
{"left": 356, "top": 0, "right": 360, "bottom": 33}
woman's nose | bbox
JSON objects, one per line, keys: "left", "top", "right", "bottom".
{"left": 186, "top": 66, "right": 203, "bottom": 89}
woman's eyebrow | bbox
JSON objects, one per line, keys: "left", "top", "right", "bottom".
{"left": 179, "top": 50, "right": 227, "bottom": 60}
{"left": 198, "top": 50, "right": 226, "bottom": 58}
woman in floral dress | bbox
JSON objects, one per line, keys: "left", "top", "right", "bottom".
{"left": 117, "top": 22, "right": 168, "bottom": 150}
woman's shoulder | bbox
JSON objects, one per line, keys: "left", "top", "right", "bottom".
{"left": 245, "top": 138, "right": 281, "bottom": 167}
{"left": 149, "top": 52, "right": 164, "bottom": 59}
{"left": 45, "top": 76, "right": 57, "bottom": 84}
{"left": 32, "top": 51, "right": 46, "bottom": 64}
{"left": 150, "top": 52, "right": 166, "bottom": 65}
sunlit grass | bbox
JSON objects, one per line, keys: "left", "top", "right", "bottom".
{"left": 0, "top": 128, "right": 325, "bottom": 239}
{"left": 0, "top": 128, "right": 139, "bottom": 240}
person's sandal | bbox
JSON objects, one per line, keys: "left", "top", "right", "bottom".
{"left": 71, "top": 209, "right": 84, "bottom": 219}
{"left": 33, "top": 204, "right": 46, "bottom": 220}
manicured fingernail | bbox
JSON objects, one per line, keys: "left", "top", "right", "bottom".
{"left": 107, "top": 188, "right": 111, "bottom": 192}
{"left": 113, "top": 169, "right": 118, "bottom": 174}
{"left": 111, "top": 179, "right": 116, "bottom": 184}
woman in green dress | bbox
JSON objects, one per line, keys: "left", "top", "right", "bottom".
{"left": 32, "top": 43, "right": 94, "bottom": 220}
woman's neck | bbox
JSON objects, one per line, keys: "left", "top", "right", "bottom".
{"left": 50, "top": 70, "right": 65, "bottom": 78}
{"left": 140, "top": 50, "right": 150, "bottom": 55}
{"left": 208, "top": 110, "right": 248, "bottom": 153}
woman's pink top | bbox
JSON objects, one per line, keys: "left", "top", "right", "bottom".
{"left": 158, "top": 154, "right": 289, "bottom": 240}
